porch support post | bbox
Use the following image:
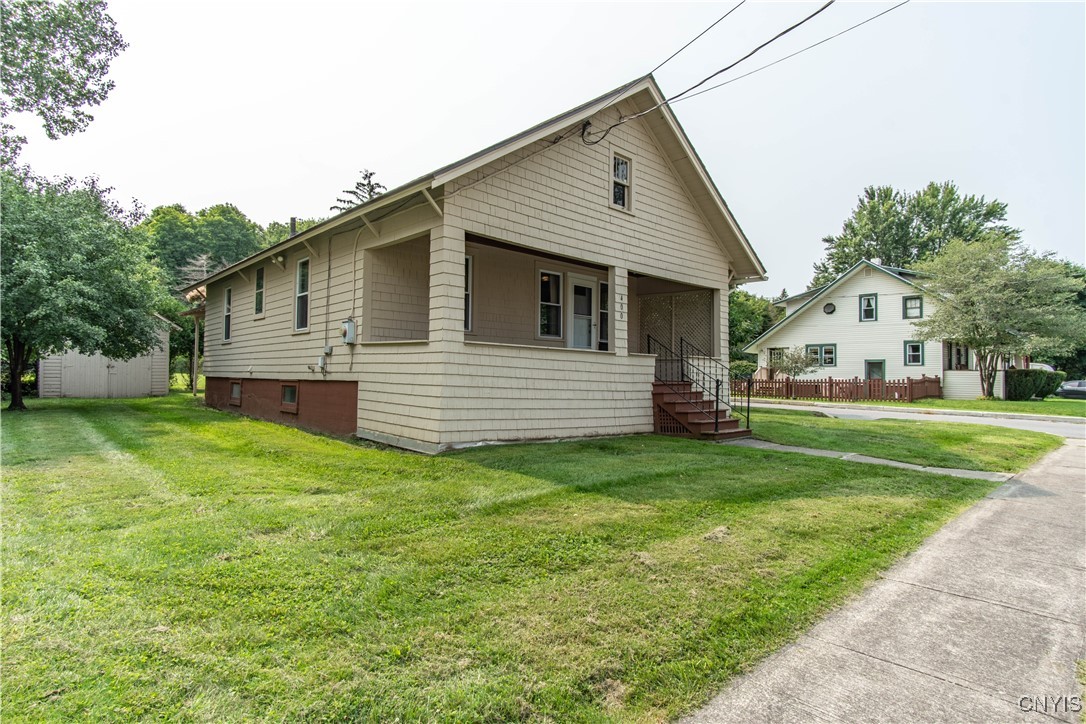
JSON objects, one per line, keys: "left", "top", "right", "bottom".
{"left": 428, "top": 222, "right": 466, "bottom": 344}
{"left": 713, "top": 287, "right": 728, "bottom": 360}
{"left": 611, "top": 266, "right": 628, "bottom": 356}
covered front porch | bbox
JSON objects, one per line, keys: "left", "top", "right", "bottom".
{"left": 351, "top": 226, "right": 736, "bottom": 451}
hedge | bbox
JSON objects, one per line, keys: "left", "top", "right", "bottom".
{"left": 1005, "top": 369, "right": 1066, "bottom": 400}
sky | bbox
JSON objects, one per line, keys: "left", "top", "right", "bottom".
{"left": 9, "top": 0, "right": 1085, "bottom": 297}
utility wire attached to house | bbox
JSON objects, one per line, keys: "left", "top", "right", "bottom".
{"left": 671, "top": 0, "right": 911, "bottom": 105}
{"left": 649, "top": 1, "right": 746, "bottom": 75}
{"left": 582, "top": 0, "right": 835, "bottom": 145}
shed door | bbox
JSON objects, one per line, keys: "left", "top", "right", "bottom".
{"left": 61, "top": 350, "right": 109, "bottom": 397}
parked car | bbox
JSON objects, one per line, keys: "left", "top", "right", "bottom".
{"left": 1029, "top": 362, "right": 1056, "bottom": 372}
{"left": 1055, "top": 380, "right": 1086, "bottom": 399}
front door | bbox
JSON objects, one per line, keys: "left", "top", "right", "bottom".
{"left": 865, "top": 360, "right": 885, "bottom": 380}
{"left": 569, "top": 275, "right": 596, "bottom": 349}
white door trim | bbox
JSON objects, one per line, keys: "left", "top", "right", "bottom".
{"left": 568, "top": 274, "right": 597, "bottom": 350}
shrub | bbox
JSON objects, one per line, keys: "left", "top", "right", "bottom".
{"left": 1003, "top": 369, "right": 1046, "bottom": 401}
{"left": 730, "top": 360, "right": 758, "bottom": 379}
{"left": 1037, "top": 370, "right": 1066, "bottom": 398}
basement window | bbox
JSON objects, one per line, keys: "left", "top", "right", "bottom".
{"left": 229, "top": 380, "right": 242, "bottom": 406}
{"left": 280, "top": 383, "right": 299, "bottom": 414}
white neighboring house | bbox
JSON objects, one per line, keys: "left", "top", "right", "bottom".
{"left": 38, "top": 316, "right": 177, "bottom": 398}
{"left": 744, "top": 260, "right": 1020, "bottom": 400}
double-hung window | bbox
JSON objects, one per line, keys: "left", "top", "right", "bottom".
{"left": 598, "top": 282, "right": 609, "bottom": 351}
{"left": 223, "top": 287, "right": 232, "bottom": 341}
{"left": 295, "top": 258, "right": 310, "bottom": 331}
{"left": 539, "top": 270, "right": 562, "bottom": 338}
{"left": 904, "top": 341, "right": 924, "bottom": 366}
{"left": 805, "top": 344, "right": 837, "bottom": 367}
{"left": 859, "top": 294, "right": 877, "bottom": 322}
{"left": 254, "top": 267, "right": 265, "bottom": 316}
{"left": 464, "top": 255, "right": 473, "bottom": 331}
{"left": 902, "top": 295, "right": 922, "bottom": 319}
{"left": 612, "top": 154, "right": 631, "bottom": 210}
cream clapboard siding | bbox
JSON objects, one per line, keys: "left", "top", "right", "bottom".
{"left": 944, "top": 370, "right": 1006, "bottom": 399}
{"left": 755, "top": 269, "right": 943, "bottom": 381}
{"left": 439, "top": 343, "right": 656, "bottom": 444}
{"left": 38, "top": 355, "right": 63, "bottom": 397}
{"left": 445, "top": 105, "right": 731, "bottom": 295}
{"left": 202, "top": 205, "right": 439, "bottom": 380}
{"left": 364, "top": 236, "right": 429, "bottom": 341}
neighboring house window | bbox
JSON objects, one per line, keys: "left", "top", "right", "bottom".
{"left": 612, "top": 154, "right": 631, "bottom": 210}
{"left": 280, "top": 383, "right": 299, "bottom": 414}
{"left": 229, "top": 380, "right": 242, "bottom": 406}
{"left": 859, "top": 294, "right": 877, "bottom": 322}
{"left": 598, "top": 281, "right": 609, "bottom": 351}
{"left": 902, "top": 295, "right": 922, "bottom": 319}
{"left": 254, "top": 267, "right": 265, "bottom": 316}
{"left": 295, "top": 257, "right": 310, "bottom": 331}
{"left": 805, "top": 344, "right": 837, "bottom": 367}
{"left": 539, "top": 270, "right": 562, "bottom": 338}
{"left": 905, "top": 341, "right": 924, "bottom": 366}
{"left": 464, "top": 255, "right": 473, "bottom": 331}
{"left": 223, "top": 287, "right": 232, "bottom": 341}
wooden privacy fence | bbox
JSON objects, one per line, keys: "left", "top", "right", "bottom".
{"left": 732, "top": 375, "right": 942, "bottom": 403}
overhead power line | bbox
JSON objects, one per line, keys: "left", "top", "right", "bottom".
{"left": 583, "top": 0, "right": 835, "bottom": 144}
{"left": 672, "top": 0, "right": 911, "bottom": 105}
{"left": 650, "top": 1, "right": 746, "bottom": 75}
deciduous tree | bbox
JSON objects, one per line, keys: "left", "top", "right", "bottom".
{"left": 1, "top": 169, "right": 165, "bottom": 410}
{"left": 912, "top": 234, "right": 1086, "bottom": 397}
{"left": 729, "top": 290, "right": 782, "bottom": 361}
{"left": 0, "top": 0, "right": 126, "bottom": 165}
{"left": 811, "top": 182, "right": 1019, "bottom": 287}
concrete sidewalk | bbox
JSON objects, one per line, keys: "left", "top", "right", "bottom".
{"left": 748, "top": 397, "right": 1082, "bottom": 425}
{"left": 726, "top": 438, "right": 1015, "bottom": 482}
{"left": 686, "top": 439, "right": 1086, "bottom": 724}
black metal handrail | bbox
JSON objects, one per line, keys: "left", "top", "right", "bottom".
{"left": 646, "top": 334, "right": 752, "bottom": 433}
{"left": 647, "top": 334, "right": 719, "bottom": 431}
{"left": 678, "top": 337, "right": 750, "bottom": 429}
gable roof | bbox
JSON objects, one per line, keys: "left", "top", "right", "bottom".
{"left": 743, "top": 259, "right": 929, "bottom": 352}
{"left": 182, "top": 74, "right": 765, "bottom": 293}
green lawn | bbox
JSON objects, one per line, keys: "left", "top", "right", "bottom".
{"left": 752, "top": 396, "right": 1086, "bottom": 418}
{"left": 750, "top": 407, "right": 1063, "bottom": 472}
{"left": 3, "top": 396, "right": 1012, "bottom": 720}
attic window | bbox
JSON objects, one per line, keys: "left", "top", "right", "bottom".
{"left": 612, "top": 154, "right": 631, "bottom": 210}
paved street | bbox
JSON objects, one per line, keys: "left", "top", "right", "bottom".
{"left": 751, "top": 402, "right": 1086, "bottom": 439}
{"left": 686, "top": 439, "right": 1086, "bottom": 723}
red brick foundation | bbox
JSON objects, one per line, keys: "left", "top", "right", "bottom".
{"left": 206, "top": 377, "right": 358, "bottom": 436}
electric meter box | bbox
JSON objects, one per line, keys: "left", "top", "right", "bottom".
{"left": 340, "top": 319, "right": 357, "bottom": 344}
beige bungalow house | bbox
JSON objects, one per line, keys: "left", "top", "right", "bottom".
{"left": 184, "top": 75, "right": 766, "bottom": 452}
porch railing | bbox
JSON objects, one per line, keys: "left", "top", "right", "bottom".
{"left": 733, "top": 375, "right": 942, "bottom": 403}
{"left": 646, "top": 335, "right": 750, "bottom": 431}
